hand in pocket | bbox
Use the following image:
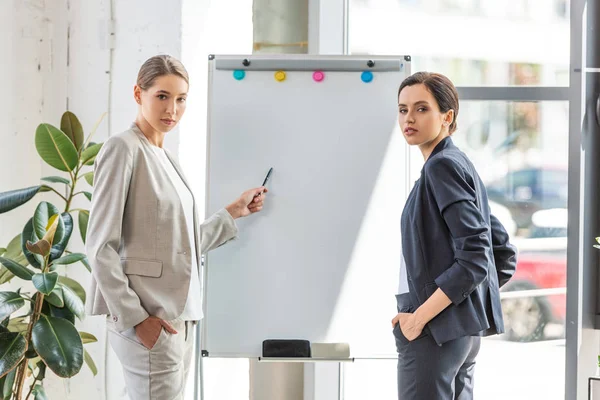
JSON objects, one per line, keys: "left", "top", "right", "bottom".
{"left": 391, "top": 312, "right": 424, "bottom": 342}
{"left": 135, "top": 316, "right": 178, "bottom": 349}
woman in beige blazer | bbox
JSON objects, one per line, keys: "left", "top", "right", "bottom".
{"left": 85, "top": 55, "right": 267, "bottom": 400}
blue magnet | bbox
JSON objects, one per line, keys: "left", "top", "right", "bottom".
{"left": 233, "top": 70, "right": 246, "bottom": 80}
{"left": 361, "top": 71, "right": 373, "bottom": 83}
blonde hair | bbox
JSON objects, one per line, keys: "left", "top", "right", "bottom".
{"left": 136, "top": 55, "right": 189, "bottom": 90}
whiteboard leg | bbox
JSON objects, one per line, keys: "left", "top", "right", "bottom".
{"left": 338, "top": 362, "right": 344, "bottom": 400}
{"left": 195, "top": 322, "right": 204, "bottom": 400}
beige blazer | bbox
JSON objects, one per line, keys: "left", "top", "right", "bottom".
{"left": 85, "top": 124, "right": 237, "bottom": 331}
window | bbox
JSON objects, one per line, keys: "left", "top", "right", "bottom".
{"left": 349, "top": 1, "right": 569, "bottom": 86}
{"left": 349, "top": 0, "right": 570, "bottom": 396}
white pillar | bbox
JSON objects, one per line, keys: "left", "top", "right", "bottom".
{"left": 253, "top": 0, "right": 309, "bottom": 55}
{"left": 247, "top": 1, "right": 309, "bottom": 399}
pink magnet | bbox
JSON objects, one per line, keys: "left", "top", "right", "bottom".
{"left": 312, "top": 71, "right": 325, "bottom": 82}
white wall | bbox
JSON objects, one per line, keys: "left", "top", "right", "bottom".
{"left": 0, "top": 1, "right": 189, "bottom": 398}
{"left": 0, "top": 0, "right": 49, "bottom": 246}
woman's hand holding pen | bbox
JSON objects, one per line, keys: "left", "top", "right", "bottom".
{"left": 226, "top": 187, "right": 268, "bottom": 219}
{"left": 392, "top": 312, "right": 425, "bottom": 341}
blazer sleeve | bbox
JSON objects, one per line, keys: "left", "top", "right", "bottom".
{"left": 427, "top": 157, "right": 491, "bottom": 306}
{"left": 199, "top": 208, "right": 239, "bottom": 254}
{"left": 85, "top": 137, "right": 149, "bottom": 331}
{"left": 490, "top": 213, "right": 517, "bottom": 288}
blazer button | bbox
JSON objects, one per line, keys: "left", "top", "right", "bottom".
{"left": 112, "top": 315, "right": 118, "bottom": 322}
{"left": 462, "top": 292, "right": 468, "bottom": 298}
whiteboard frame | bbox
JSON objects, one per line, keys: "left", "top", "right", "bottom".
{"left": 201, "top": 54, "right": 411, "bottom": 359}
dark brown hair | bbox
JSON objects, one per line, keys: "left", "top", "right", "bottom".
{"left": 397, "top": 72, "right": 459, "bottom": 134}
{"left": 137, "top": 55, "right": 189, "bottom": 90}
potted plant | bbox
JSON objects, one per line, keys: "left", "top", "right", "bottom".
{"left": 0, "top": 111, "right": 104, "bottom": 399}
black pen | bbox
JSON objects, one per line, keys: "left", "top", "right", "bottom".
{"left": 262, "top": 167, "right": 273, "bottom": 187}
{"left": 256, "top": 167, "right": 273, "bottom": 197}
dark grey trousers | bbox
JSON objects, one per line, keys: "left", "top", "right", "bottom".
{"left": 393, "top": 294, "right": 481, "bottom": 400}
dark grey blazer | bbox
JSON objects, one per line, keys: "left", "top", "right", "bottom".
{"left": 401, "top": 136, "right": 517, "bottom": 345}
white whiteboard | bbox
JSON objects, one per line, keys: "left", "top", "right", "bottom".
{"left": 202, "top": 55, "right": 411, "bottom": 358}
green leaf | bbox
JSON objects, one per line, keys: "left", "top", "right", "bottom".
{"left": 25, "top": 343, "right": 38, "bottom": 359}
{"left": 52, "top": 253, "right": 86, "bottom": 266}
{"left": 5, "top": 235, "right": 22, "bottom": 260}
{"left": 0, "top": 250, "right": 5, "bottom": 257}
{"left": 41, "top": 301, "right": 75, "bottom": 325}
{"left": 57, "top": 282, "right": 84, "bottom": 320}
{"left": 0, "top": 257, "right": 33, "bottom": 281}
{"left": 49, "top": 212, "right": 73, "bottom": 263}
{"left": 33, "top": 202, "right": 65, "bottom": 245}
{"left": 0, "top": 186, "right": 44, "bottom": 214}
{"left": 0, "top": 292, "right": 26, "bottom": 321}
{"left": 0, "top": 235, "right": 27, "bottom": 285}
{"left": 78, "top": 210, "right": 89, "bottom": 245}
{"left": 80, "top": 332, "right": 98, "bottom": 344}
{"left": 32, "top": 273, "right": 59, "bottom": 295}
{"left": 33, "top": 384, "right": 48, "bottom": 400}
{"left": 32, "top": 315, "right": 83, "bottom": 378}
{"left": 58, "top": 276, "right": 86, "bottom": 305}
{"left": 83, "top": 349, "right": 97, "bottom": 376}
{"left": 80, "top": 257, "right": 91, "bottom": 273}
{"left": 35, "top": 123, "right": 79, "bottom": 172}
{"left": 80, "top": 143, "right": 103, "bottom": 166}
{"left": 7, "top": 317, "right": 27, "bottom": 334}
{"left": 82, "top": 171, "right": 94, "bottom": 187}
{"left": 0, "top": 332, "right": 27, "bottom": 378}
{"left": 22, "top": 218, "right": 42, "bottom": 269}
{"left": 35, "top": 360, "right": 46, "bottom": 380}
{"left": 60, "top": 286, "right": 84, "bottom": 319}
{"left": 41, "top": 176, "right": 70, "bottom": 185}
{"left": 45, "top": 288, "right": 64, "bottom": 308}
{"left": 0, "top": 267, "right": 15, "bottom": 285}
{"left": 82, "top": 192, "right": 92, "bottom": 202}
{"left": 2, "top": 367, "right": 16, "bottom": 398}
{"left": 61, "top": 111, "right": 85, "bottom": 152}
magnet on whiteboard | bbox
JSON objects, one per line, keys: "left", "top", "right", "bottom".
{"left": 313, "top": 71, "right": 325, "bottom": 82}
{"left": 361, "top": 71, "right": 373, "bottom": 83}
{"left": 233, "top": 70, "right": 246, "bottom": 80}
{"left": 274, "top": 70, "right": 287, "bottom": 82}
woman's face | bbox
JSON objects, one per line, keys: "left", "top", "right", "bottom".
{"left": 135, "top": 74, "right": 188, "bottom": 133}
{"left": 397, "top": 83, "right": 452, "bottom": 147}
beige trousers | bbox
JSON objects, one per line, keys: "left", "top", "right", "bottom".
{"left": 107, "top": 318, "right": 196, "bottom": 400}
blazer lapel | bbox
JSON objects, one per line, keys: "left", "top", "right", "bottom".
{"left": 164, "top": 149, "right": 203, "bottom": 269}
{"left": 163, "top": 151, "right": 193, "bottom": 196}
{"left": 129, "top": 122, "right": 202, "bottom": 267}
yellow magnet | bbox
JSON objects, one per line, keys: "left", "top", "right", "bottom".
{"left": 274, "top": 70, "right": 287, "bottom": 82}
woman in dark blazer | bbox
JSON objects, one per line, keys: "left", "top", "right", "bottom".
{"left": 391, "top": 72, "right": 517, "bottom": 400}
